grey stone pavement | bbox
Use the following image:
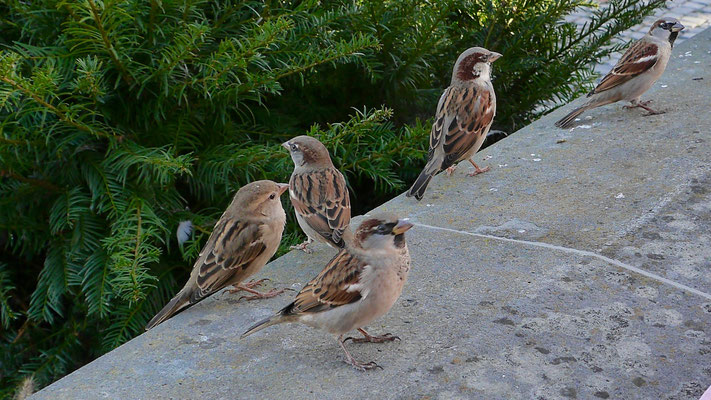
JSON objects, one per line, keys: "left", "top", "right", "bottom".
{"left": 567, "top": 0, "right": 711, "bottom": 74}
{"left": 31, "top": 27, "right": 711, "bottom": 400}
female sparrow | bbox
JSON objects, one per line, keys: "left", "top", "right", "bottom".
{"left": 146, "top": 180, "right": 289, "bottom": 330}
{"left": 283, "top": 135, "right": 351, "bottom": 252}
{"left": 407, "top": 47, "right": 501, "bottom": 201}
{"left": 242, "top": 215, "right": 414, "bottom": 371}
{"left": 556, "top": 18, "right": 685, "bottom": 128}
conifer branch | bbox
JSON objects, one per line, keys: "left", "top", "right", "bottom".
{"left": 273, "top": 44, "right": 379, "bottom": 81}
{"left": 1, "top": 170, "right": 61, "bottom": 192}
{"left": 130, "top": 204, "right": 143, "bottom": 302}
{"left": 0, "top": 75, "right": 113, "bottom": 139}
{"left": 0, "top": 137, "right": 33, "bottom": 146}
{"left": 86, "top": 0, "right": 133, "bottom": 85}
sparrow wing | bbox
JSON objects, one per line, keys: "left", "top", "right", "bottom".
{"left": 190, "top": 217, "right": 268, "bottom": 302}
{"left": 590, "top": 41, "right": 659, "bottom": 95}
{"left": 441, "top": 86, "right": 496, "bottom": 169}
{"left": 429, "top": 85, "right": 495, "bottom": 169}
{"left": 289, "top": 250, "right": 366, "bottom": 314}
{"left": 427, "top": 89, "right": 450, "bottom": 159}
{"left": 290, "top": 168, "right": 351, "bottom": 246}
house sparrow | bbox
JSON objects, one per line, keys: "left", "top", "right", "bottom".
{"left": 283, "top": 135, "right": 351, "bottom": 252}
{"left": 241, "top": 214, "right": 413, "bottom": 371}
{"left": 406, "top": 47, "right": 501, "bottom": 201}
{"left": 146, "top": 180, "right": 289, "bottom": 330}
{"left": 556, "top": 18, "right": 684, "bottom": 128}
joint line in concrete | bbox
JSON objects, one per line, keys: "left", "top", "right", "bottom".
{"left": 413, "top": 222, "right": 711, "bottom": 302}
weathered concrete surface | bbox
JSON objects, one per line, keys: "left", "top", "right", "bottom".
{"left": 31, "top": 29, "right": 711, "bottom": 400}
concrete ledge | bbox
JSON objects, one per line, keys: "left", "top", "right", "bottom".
{"left": 31, "top": 28, "right": 711, "bottom": 400}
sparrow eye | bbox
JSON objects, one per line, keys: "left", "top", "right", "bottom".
{"left": 269, "top": 193, "right": 276, "bottom": 200}
{"left": 376, "top": 222, "right": 397, "bottom": 235}
{"left": 290, "top": 144, "right": 298, "bottom": 151}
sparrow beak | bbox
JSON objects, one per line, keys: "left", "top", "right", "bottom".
{"left": 281, "top": 141, "right": 290, "bottom": 150}
{"left": 671, "top": 22, "right": 685, "bottom": 32}
{"left": 488, "top": 52, "right": 502, "bottom": 62}
{"left": 391, "top": 219, "right": 414, "bottom": 235}
{"left": 277, "top": 183, "right": 289, "bottom": 195}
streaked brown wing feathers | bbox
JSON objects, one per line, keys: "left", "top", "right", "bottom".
{"left": 192, "top": 218, "right": 266, "bottom": 301}
{"left": 428, "top": 88, "right": 451, "bottom": 154}
{"left": 290, "top": 168, "right": 351, "bottom": 244}
{"left": 591, "top": 41, "right": 659, "bottom": 95}
{"left": 441, "top": 86, "right": 493, "bottom": 166}
{"left": 290, "top": 250, "right": 364, "bottom": 313}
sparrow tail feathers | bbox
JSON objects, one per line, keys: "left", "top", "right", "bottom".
{"left": 145, "top": 291, "right": 189, "bottom": 330}
{"left": 406, "top": 160, "right": 440, "bottom": 201}
{"left": 555, "top": 105, "right": 589, "bottom": 128}
{"left": 241, "top": 304, "right": 297, "bottom": 338}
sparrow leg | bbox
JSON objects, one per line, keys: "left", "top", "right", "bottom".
{"left": 228, "top": 284, "right": 287, "bottom": 300}
{"left": 344, "top": 328, "right": 401, "bottom": 344}
{"left": 638, "top": 103, "right": 664, "bottom": 115}
{"left": 445, "top": 165, "right": 457, "bottom": 176}
{"left": 290, "top": 237, "right": 313, "bottom": 254}
{"left": 338, "top": 335, "right": 382, "bottom": 371}
{"left": 238, "top": 278, "right": 270, "bottom": 289}
{"left": 624, "top": 100, "right": 664, "bottom": 115}
{"left": 466, "top": 159, "right": 491, "bottom": 177}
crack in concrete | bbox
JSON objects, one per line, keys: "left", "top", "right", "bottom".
{"left": 413, "top": 221, "right": 711, "bottom": 302}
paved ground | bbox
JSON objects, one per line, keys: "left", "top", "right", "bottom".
{"left": 567, "top": 0, "right": 711, "bottom": 73}
{"left": 30, "top": 27, "right": 711, "bottom": 400}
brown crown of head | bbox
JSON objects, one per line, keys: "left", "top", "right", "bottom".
{"left": 231, "top": 180, "right": 287, "bottom": 215}
{"left": 453, "top": 46, "right": 502, "bottom": 82}
{"left": 285, "top": 135, "right": 333, "bottom": 166}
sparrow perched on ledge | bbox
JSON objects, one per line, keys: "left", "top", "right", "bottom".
{"left": 146, "top": 180, "right": 288, "bottom": 330}
{"left": 284, "top": 135, "right": 351, "bottom": 252}
{"left": 242, "top": 215, "right": 413, "bottom": 371}
{"left": 556, "top": 18, "right": 685, "bottom": 128}
{"left": 407, "top": 47, "right": 501, "bottom": 201}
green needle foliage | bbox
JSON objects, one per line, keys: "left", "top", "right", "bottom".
{"left": 0, "top": 0, "right": 665, "bottom": 395}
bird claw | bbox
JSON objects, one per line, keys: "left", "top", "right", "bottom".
{"left": 236, "top": 288, "right": 286, "bottom": 301}
{"left": 345, "top": 359, "right": 383, "bottom": 371}
{"left": 625, "top": 100, "right": 662, "bottom": 115}
{"left": 624, "top": 100, "right": 652, "bottom": 109}
{"left": 445, "top": 165, "right": 457, "bottom": 176}
{"left": 290, "top": 242, "right": 313, "bottom": 254}
{"left": 227, "top": 282, "right": 261, "bottom": 294}
{"left": 466, "top": 166, "right": 491, "bottom": 177}
{"left": 239, "top": 278, "right": 270, "bottom": 289}
{"left": 644, "top": 110, "right": 665, "bottom": 116}
{"left": 344, "top": 332, "right": 401, "bottom": 344}
{"left": 338, "top": 333, "right": 384, "bottom": 372}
